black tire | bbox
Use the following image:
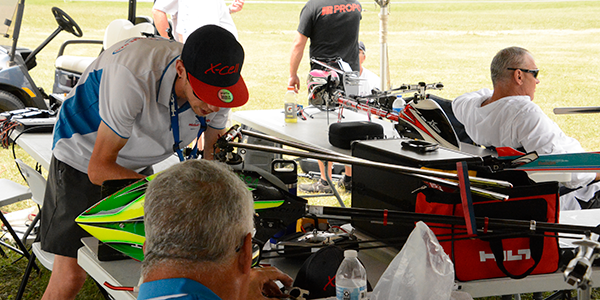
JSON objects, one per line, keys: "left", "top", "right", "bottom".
{"left": 0, "top": 90, "right": 25, "bottom": 112}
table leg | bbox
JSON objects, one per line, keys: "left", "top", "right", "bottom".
{"left": 0, "top": 212, "right": 32, "bottom": 259}
{"left": 321, "top": 160, "right": 345, "bottom": 207}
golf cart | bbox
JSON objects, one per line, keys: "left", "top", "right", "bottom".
{"left": 0, "top": 0, "right": 155, "bottom": 113}
{"left": 0, "top": 0, "right": 84, "bottom": 112}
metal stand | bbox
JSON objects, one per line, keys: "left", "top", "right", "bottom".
{"left": 320, "top": 159, "right": 345, "bottom": 207}
{"left": 564, "top": 232, "right": 600, "bottom": 299}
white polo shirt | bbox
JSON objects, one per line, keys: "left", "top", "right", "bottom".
{"left": 153, "top": 0, "right": 238, "bottom": 41}
{"left": 52, "top": 37, "right": 229, "bottom": 174}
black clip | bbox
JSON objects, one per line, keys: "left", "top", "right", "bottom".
{"left": 401, "top": 139, "right": 439, "bottom": 153}
{"left": 172, "top": 141, "right": 181, "bottom": 152}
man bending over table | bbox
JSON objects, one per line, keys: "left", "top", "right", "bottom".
{"left": 40, "top": 25, "right": 249, "bottom": 299}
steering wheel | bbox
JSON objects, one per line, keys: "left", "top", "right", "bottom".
{"left": 52, "top": 7, "right": 83, "bottom": 37}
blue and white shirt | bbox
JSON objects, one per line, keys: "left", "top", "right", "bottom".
{"left": 138, "top": 278, "right": 222, "bottom": 300}
{"left": 52, "top": 37, "right": 229, "bottom": 173}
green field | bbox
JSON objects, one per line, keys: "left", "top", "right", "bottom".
{"left": 15, "top": 0, "right": 600, "bottom": 150}
{"left": 2, "top": 0, "right": 600, "bottom": 299}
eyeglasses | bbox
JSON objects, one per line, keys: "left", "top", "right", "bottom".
{"left": 507, "top": 68, "right": 539, "bottom": 79}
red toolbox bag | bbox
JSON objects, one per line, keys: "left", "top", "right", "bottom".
{"left": 415, "top": 180, "right": 560, "bottom": 282}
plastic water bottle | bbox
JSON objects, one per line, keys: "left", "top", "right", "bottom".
{"left": 336, "top": 250, "right": 367, "bottom": 300}
{"left": 392, "top": 95, "right": 405, "bottom": 114}
{"left": 284, "top": 86, "right": 297, "bottom": 123}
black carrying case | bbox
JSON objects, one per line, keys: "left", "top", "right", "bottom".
{"left": 328, "top": 121, "right": 384, "bottom": 149}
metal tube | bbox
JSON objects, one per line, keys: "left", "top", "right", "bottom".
{"left": 379, "top": 4, "right": 390, "bottom": 91}
{"left": 231, "top": 134, "right": 513, "bottom": 190}
{"left": 24, "top": 27, "right": 62, "bottom": 67}
{"left": 229, "top": 142, "right": 510, "bottom": 200}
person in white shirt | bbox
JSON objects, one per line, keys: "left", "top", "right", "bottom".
{"left": 452, "top": 46, "right": 600, "bottom": 211}
{"left": 357, "top": 41, "right": 380, "bottom": 96}
{"left": 334, "top": 41, "right": 382, "bottom": 191}
{"left": 153, "top": 0, "right": 244, "bottom": 42}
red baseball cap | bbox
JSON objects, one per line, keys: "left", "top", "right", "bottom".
{"left": 181, "top": 25, "right": 248, "bottom": 108}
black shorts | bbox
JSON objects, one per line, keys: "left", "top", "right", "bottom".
{"left": 40, "top": 156, "right": 102, "bottom": 258}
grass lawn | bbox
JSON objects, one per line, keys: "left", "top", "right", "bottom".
{"left": 2, "top": 0, "right": 600, "bottom": 299}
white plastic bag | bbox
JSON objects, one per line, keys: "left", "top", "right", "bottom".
{"left": 370, "top": 221, "right": 455, "bottom": 300}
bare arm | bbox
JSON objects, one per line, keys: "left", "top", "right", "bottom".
{"left": 202, "top": 126, "right": 226, "bottom": 160}
{"left": 152, "top": 9, "right": 171, "bottom": 39}
{"left": 288, "top": 31, "right": 308, "bottom": 92}
{"left": 88, "top": 122, "right": 145, "bottom": 185}
{"left": 229, "top": 0, "right": 245, "bottom": 13}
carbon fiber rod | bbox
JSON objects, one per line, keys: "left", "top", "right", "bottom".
{"left": 238, "top": 129, "right": 512, "bottom": 190}
{"left": 310, "top": 206, "right": 600, "bottom": 236}
{"left": 228, "top": 142, "right": 507, "bottom": 200}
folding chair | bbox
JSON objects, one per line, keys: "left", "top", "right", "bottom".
{"left": 0, "top": 177, "right": 32, "bottom": 257}
{"left": 14, "top": 159, "right": 54, "bottom": 300}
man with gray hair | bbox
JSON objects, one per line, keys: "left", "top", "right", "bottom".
{"left": 139, "top": 160, "right": 293, "bottom": 300}
{"left": 453, "top": 46, "right": 600, "bottom": 211}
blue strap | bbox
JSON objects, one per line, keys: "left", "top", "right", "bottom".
{"left": 170, "top": 86, "right": 206, "bottom": 161}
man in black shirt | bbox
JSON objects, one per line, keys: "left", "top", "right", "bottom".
{"left": 288, "top": 0, "right": 362, "bottom": 193}
{"left": 288, "top": 0, "right": 362, "bottom": 90}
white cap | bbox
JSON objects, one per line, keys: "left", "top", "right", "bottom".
{"left": 344, "top": 249, "right": 358, "bottom": 258}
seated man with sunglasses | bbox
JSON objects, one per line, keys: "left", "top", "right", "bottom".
{"left": 139, "top": 159, "right": 293, "bottom": 300}
{"left": 453, "top": 46, "right": 600, "bottom": 211}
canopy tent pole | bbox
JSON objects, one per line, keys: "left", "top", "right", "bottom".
{"left": 375, "top": 0, "right": 391, "bottom": 91}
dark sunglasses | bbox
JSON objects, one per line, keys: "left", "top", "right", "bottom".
{"left": 507, "top": 68, "right": 539, "bottom": 79}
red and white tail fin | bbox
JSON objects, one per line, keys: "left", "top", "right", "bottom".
{"left": 495, "top": 147, "right": 526, "bottom": 157}
{"left": 397, "top": 98, "right": 460, "bottom": 150}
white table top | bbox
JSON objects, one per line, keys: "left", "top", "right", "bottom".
{"left": 9, "top": 130, "right": 179, "bottom": 173}
{"left": 78, "top": 237, "right": 139, "bottom": 300}
{"left": 233, "top": 107, "right": 399, "bottom": 156}
{"left": 10, "top": 132, "right": 53, "bottom": 170}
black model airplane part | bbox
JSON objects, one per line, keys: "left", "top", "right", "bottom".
{"left": 235, "top": 141, "right": 600, "bottom": 296}
{"left": 216, "top": 125, "right": 513, "bottom": 197}
{"left": 237, "top": 146, "right": 600, "bottom": 293}
{"left": 238, "top": 155, "right": 600, "bottom": 248}
{"left": 214, "top": 125, "right": 600, "bottom": 239}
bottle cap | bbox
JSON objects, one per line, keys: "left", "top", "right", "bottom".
{"left": 344, "top": 249, "right": 358, "bottom": 258}
{"left": 287, "top": 86, "right": 295, "bottom": 91}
